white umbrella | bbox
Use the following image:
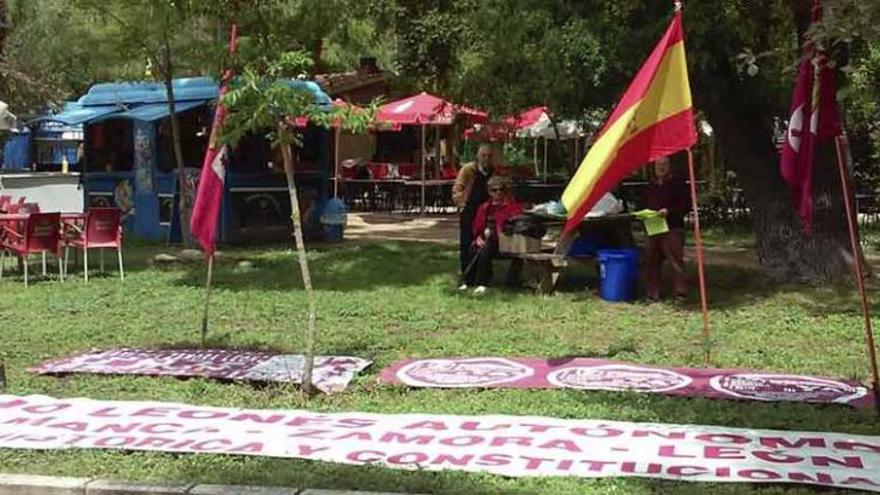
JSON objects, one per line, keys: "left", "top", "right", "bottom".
{"left": 0, "top": 101, "right": 16, "bottom": 131}
{"left": 516, "top": 113, "right": 583, "bottom": 140}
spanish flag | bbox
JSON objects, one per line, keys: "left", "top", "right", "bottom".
{"left": 561, "top": 11, "right": 697, "bottom": 235}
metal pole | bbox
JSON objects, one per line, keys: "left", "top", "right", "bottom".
{"left": 543, "top": 137, "right": 548, "bottom": 181}
{"left": 333, "top": 127, "right": 340, "bottom": 198}
{"left": 435, "top": 125, "right": 442, "bottom": 178}
{"left": 686, "top": 149, "right": 711, "bottom": 363}
{"left": 533, "top": 138, "right": 539, "bottom": 176}
{"left": 835, "top": 136, "right": 880, "bottom": 413}
{"left": 200, "top": 254, "right": 215, "bottom": 345}
{"left": 421, "top": 124, "right": 426, "bottom": 214}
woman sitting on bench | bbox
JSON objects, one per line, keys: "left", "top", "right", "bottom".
{"left": 461, "top": 175, "right": 523, "bottom": 295}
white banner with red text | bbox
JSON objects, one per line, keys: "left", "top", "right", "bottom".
{"left": 0, "top": 395, "right": 879, "bottom": 492}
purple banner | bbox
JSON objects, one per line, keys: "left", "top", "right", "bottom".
{"left": 380, "top": 357, "right": 874, "bottom": 408}
{"left": 31, "top": 349, "right": 371, "bottom": 394}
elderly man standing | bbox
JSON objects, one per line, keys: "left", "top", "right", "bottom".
{"left": 453, "top": 143, "right": 495, "bottom": 288}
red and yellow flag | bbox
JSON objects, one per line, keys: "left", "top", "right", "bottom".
{"left": 561, "top": 12, "right": 697, "bottom": 235}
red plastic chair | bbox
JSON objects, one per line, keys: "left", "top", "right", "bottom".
{"left": 368, "top": 162, "right": 390, "bottom": 180}
{"left": 5, "top": 198, "right": 26, "bottom": 214}
{"left": 63, "top": 208, "right": 124, "bottom": 282}
{"left": 0, "top": 212, "right": 63, "bottom": 287}
{"left": 0, "top": 195, "right": 11, "bottom": 213}
{"left": 398, "top": 163, "right": 417, "bottom": 178}
{"left": 18, "top": 203, "right": 41, "bottom": 214}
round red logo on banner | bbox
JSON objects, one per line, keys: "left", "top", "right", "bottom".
{"left": 396, "top": 358, "right": 535, "bottom": 388}
{"left": 547, "top": 365, "right": 692, "bottom": 393}
{"left": 709, "top": 373, "right": 868, "bottom": 404}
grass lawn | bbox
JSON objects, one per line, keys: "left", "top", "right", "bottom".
{"left": 1, "top": 236, "right": 879, "bottom": 494}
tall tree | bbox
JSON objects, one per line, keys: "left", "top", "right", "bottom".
{"left": 1, "top": 0, "right": 137, "bottom": 111}
{"left": 74, "top": 0, "right": 220, "bottom": 247}
{"left": 382, "top": 0, "right": 477, "bottom": 94}
{"left": 221, "top": 51, "right": 375, "bottom": 393}
{"left": 438, "top": 0, "right": 877, "bottom": 281}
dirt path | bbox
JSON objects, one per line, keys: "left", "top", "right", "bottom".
{"left": 345, "top": 212, "right": 459, "bottom": 245}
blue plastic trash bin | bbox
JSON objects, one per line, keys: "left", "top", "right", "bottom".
{"left": 319, "top": 198, "right": 347, "bottom": 243}
{"left": 597, "top": 248, "right": 640, "bottom": 302}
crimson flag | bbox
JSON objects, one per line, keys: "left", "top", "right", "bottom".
{"left": 191, "top": 25, "right": 238, "bottom": 256}
{"left": 779, "top": 1, "right": 842, "bottom": 233}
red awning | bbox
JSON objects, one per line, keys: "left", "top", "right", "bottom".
{"left": 376, "top": 92, "right": 487, "bottom": 126}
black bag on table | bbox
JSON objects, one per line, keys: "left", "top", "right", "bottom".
{"left": 503, "top": 215, "right": 547, "bottom": 239}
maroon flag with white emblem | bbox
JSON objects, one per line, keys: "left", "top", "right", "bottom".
{"left": 191, "top": 25, "right": 238, "bottom": 255}
{"left": 779, "top": 0, "right": 842, "bottom": 233}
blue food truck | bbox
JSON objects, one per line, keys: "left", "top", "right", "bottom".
{"left": 28, "top": 77, "right": 332, "bottom": 243}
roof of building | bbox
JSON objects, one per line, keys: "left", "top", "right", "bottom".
{"left": 314, "top": 69, "right": 386, "bottom": 96}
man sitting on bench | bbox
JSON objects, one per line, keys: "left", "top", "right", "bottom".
{"left": 461, "top": 175, "right": 523, "bottom": 295}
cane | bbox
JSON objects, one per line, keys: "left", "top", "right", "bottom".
{"left": 462, "top": 228, "right": 494, "bottom": 281}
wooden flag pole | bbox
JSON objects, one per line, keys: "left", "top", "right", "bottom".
{"left": 200, "top": 254, "right": 215, "bottom": 345}
{"left": 834, "top": 136, "right": 880, "bottom": 413}
{"left": 686, "top": 148, "right": 712, "bottom": 363}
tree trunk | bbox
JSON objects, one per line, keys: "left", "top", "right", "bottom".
{"left": 0, "top": 0, "right": 7, "bottom": 56}
{"left": 688, "top": 0, "right": 863, "bottom": 283}
{"left": 279, "top": 128, "right": 318, "bottom": 395}
{"left": 161, "top": 39, "right": 191, "bottom": 248}
{"left": 311, "top": 38, "right": 324, "bottom": 76}
{"left": 698, "top": 83, "right": 854, "bottom": 282}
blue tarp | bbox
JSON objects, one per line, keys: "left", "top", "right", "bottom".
{"left": 2, "top": 130, "right": 31, "bottom": 170}
{"left": 29, "top": 77, "right": 331, "bottom": 127}
{"left": 30, "top": 103, "right": 121, "bottom": 126}
{"left": 94, "top": 100, "right": 208, "bottom": 123}
{"left": 79, "top": 77, "right": 330, "bottom": 107}
{"left": 79, "top": 77, "right": 219, "bottom": 106}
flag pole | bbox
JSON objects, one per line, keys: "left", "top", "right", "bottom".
{"left": 834, "top": 136, "right": 880, "bottom": 413}
{"left": 200, "top": 253, "right": 215, "bottom": 345}
{"left": 686, "top": 148, "right": 711, "bottom": 362}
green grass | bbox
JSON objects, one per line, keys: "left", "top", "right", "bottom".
{"left": 0, "top": 238, "right": 879, "bottom": 494}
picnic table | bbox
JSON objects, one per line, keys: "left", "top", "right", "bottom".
{"left": 501, "top": 212, "right": 638, "bottom": 294}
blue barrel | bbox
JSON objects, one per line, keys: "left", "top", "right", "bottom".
{"left": 319, "top": 198, "right": 347, "bottom": 243}
{"left": 324, "top": 223, "right": 344, "bottom": 242}
{"left": 597, "top": 248, "right": 640, "bottom": 302}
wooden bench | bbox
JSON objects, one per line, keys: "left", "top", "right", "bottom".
{"left": 500, "top": 251, "right": 570, "bottom": 294}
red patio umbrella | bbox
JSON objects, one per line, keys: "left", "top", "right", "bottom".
{"left": 462, "top": 106, "right": 551, "bottom": 142}
{"left": 292, "top": 100, "right": 365, "bottom": 197}
{"left": 505, "top": 106, "right": 549, "bottom": 130}
{"left": 377, "top": 92, "right": 487, "bottom": 213}
{"left": 376, "top": 92, "right": 487, "bottom": 126}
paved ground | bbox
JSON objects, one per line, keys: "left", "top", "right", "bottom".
{"left": 0, "top": 474, "right": 416, "bottom": 495}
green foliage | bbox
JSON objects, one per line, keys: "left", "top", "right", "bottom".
{"left": 382, "top": 0, "right": 477, "bottom": 93}
{"left": 220, "top": 51, "right": 377, "bottom": 149}
{"left": 1, "top": 0, "right": 144, "bottom": 110}
{"left": 454, "top": 1, "right": 605, "bottom": 118}
{"left": 72, "top": 0, "right": 224, "bottom": 81}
